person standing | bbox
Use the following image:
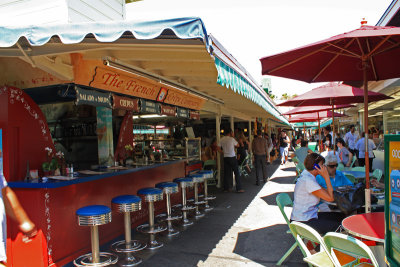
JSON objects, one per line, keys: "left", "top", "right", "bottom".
{"left": 217, "top": 128, "right": 244, "bottom": 193}
{"left": 355, "top": 132, "right": 376, "bottom": 173}
{"left": 279, "top": 131, "right": 290, "bottom": 165}
{"left": 252, "top": 130, "right": 268, "bottom": 185}
{"left": 343, "top": 125, "right": 359, "bottom": 159}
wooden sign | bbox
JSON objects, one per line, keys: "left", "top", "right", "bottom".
{"left": 160, "top": 105, "right": 176, "bottom": 116}
{"left": 190, "top": 110, "right": 200, "bottom": 120}
{"left": 112, "top": 94, "right": 139, "bottom": 112}
{"left": 140, "top": 99, "right": 160, "bottom": 114}
{"left": 75, "top": 87, "right": 112, "bottom": 108}
{"left": 177, "top": 107, "right": 189, "bottom": 118}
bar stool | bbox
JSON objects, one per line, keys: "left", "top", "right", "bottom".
{"left": 156, "top": 182, "right": 180, "bottom": 236}
{"left": 136, "top": 187, "right": 166, "bottom": 249}
{"left": 173, "top": 177, "right": 195, "bottom": 226}
{"left": 74, "top": 205, "right": 118, "bottom": 267}
{"left": 189, "top": 173, "right": 206, "bottom": 219}
{"left": 111, "top": 195, "right": 145, "bottom": 266}
{"left": 198, "top": 170, "right": 216, "bottom": 212}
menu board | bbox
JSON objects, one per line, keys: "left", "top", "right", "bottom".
{"left": 140, "top": 99, "right": 160, "bottom": 114}
{"left": 385, "top": 135, "right": 400, "bottom": 266}
{"left": 75, "top": 87, "right": 112, "bottom": 108}
{"left": 177, "top": 107, "right": 189, "bottom": 118}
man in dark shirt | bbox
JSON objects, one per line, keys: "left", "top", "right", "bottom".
{"left": 252, "top": 130, "right": 268, "bottom": 185}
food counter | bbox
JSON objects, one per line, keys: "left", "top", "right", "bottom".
{"left": 6, "top": 159, "right": 201, "bottom": 266}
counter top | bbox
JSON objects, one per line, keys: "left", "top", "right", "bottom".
{"left": 8, "top": 159, "right": 200, "bottom": 189}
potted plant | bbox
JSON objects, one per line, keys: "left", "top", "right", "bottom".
{"left": 42, "top": 147, "right": 64, "bottom": 176}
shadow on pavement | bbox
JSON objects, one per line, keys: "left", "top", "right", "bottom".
{"left": 281, "top": 167, "right": 296, "bottom": 172}
{"left": 269, "top": 176, "right": 295, "bottom": 184}
{"left": 233, "top": 224, "right": 306, "bottom": 267}
{"left": 261, "top": 192, "right": 294, "bottom": 206}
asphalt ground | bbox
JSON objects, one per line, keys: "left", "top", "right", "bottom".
{"left": 66, "top": 157, "right": 307, "bottom": 267}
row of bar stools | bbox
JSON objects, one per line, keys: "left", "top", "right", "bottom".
{"left": 190, "top": 173, "right": 206, "bottom": 219}
{"left": 174, "top": 177, "right": 195, "bottom": 226}
{"left": 198, "top": 170, "right": 216, "bottom": 212}
{"left": 74, "top": 205, "right": 118, "bottom": 267}
{"left": 156, "top": 182, "right": 180, "bottom": 236}
{"left": 136, "top": 188, "right": 166, "bottom": 250}
{"left": 111, "top": 195, "right": 145, "bottom": 266}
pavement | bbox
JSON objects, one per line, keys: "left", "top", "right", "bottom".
{"left": 67, "top": 157, "right": 307, "bottom": 267}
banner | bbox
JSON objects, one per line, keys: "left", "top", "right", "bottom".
{"left": 75, "top": 87, "right": 112, "bottom": 108}
{"left": 112, "top": 94, "right": 139, "bottom": 112}
{"left": 190, "top": 110, "right": 200, "bottom": 120}
{"left": 177, "top": 107, "right": 189, "bottom": 118}
{"left": 160, "top": 105, "right": 176, "bottom": 116}
{"left": 140, "top": 99, "right": 160, "bottom": 114}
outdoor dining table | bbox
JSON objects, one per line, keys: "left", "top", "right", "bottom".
{"left": 342, "top": 170, "right": 373, "bottom": 180}
{"left": 342, "top": 212, "right": 386, "bottom": 266}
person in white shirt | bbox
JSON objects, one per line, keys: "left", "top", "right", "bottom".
{"left": 291, "top": 153, "right": 345, "bottom": 235}
{"left": 343, "top": 125, "right": 359, "bottom": 158}
{"left": 355, "top": 132, "right": 376, "bottom": 173}
{"left": 217, "top": 128, "right": 244, "bottom": 193}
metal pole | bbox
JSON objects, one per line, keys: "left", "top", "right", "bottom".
{"left": 331, "top": 100, "right": 336, "bottom": 155}
{"left": 90, "top": 225, "right": 100, "bottom": 263}
{"left": 363, "top": 60, "right": 371, "bottom": 213}
{"left": 124, "top": 212, "right": 132, "bottom": 247}
{"left": 148, "top": 201, "right": 155, "bottom": 242}
{"left": 216, "top": 114, "right": 221, "bottom": 188}
{"left": 166, "top": 193, "right": 172, "bottom": 229}
{"left": 182, "top": 186, "right": 188, "bottom": 222}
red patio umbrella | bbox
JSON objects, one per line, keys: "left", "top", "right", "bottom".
{"left": 260, "top": 24, "right": 399, "bottom": 212}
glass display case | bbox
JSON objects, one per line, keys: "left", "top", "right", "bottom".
{"left": 133, "top": 137, "right": 201, "bottom": 162}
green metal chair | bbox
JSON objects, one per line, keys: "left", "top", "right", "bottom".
{"left": 293, "top": 162, "right": 305, "bottom": 183}
{"left": 344, "top": 173, "right": 356, "bottom": 183}
{"left": 337, "top": 163, "right": 345, "bottom": 171}
{"left": 371, "top": 168, "right": 383, "bottom": 182}
{"left": 292, "top": 156, "right": 300, "bottom": 164}
{"left": 324, "top": 232, "right": 378, "bottom": 266}
{"left": 349, "top": 156, "right": 357, "bottom": 168}
{"left": 289, "top": 221, "right": 336, "bottom": 267}
{"left": 351, "top": 166, "right": 365, "bottom": 172}
{"left": 276, "top": 193, "right": 307, "bottom": 265}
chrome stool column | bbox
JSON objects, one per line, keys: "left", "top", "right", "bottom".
{"left": 74, "top": 205, "right": 118, "bottom": 267}
{"left": 173, "top": 177, "right": 195, "bottom": 226}
{"left": 189, "top": 173, "right": 206, "bottom": 219}
{"left": 111, "top": 195, "right": 146, "bottom": 266}
{"left": 199, "top": 170, "right": 216, "bottom": 212}
{"left": 155, "top": 182, "right": 180, "bottom": 236}
{"left": 137, "top": 188, "right": 166, "bottom": 249}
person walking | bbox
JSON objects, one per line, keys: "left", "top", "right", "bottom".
{"left": 343, "top": 125, "right": 359, "bottom": 160}
{"left": 279, "top": 131, "right": 290, "bottom": 165}
{"left": 355, "top": 132, "right": 376, "bottom": 173}
{"left": 217, "top": 128, "right": 244, "bottom": 193}
{"left": 252, "top": 130, "right": 269, "bottom": 185}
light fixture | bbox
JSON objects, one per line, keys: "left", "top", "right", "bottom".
{"left": 132, "top": 114, "right": 166, "bottom": 119}
{"left": 103, "top": 58, "right": 224, "bottom": 105}
{"left": 220, "top": 129, "right": 224, "bottom": 134}
{"left": 394, "top": 107, "right": 400, "bottom": 111}
{"left": 244, "top": 128, "right": 248, "bottom": 132}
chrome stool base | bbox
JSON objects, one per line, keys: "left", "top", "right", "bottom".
{"left": 117, "top": 254, "right": 142, "bottom": 267}
{"left": 182, "top": 218, "right": 194, "bottom": 227}
{"left": 165, "top": 226, "right": 180, "bottom": 236}
{"left": 111, "top": 240, "right": 146, "bottom": 253}
{"left": 205, "top": 195, "right": 216, "bottom": 201}
{"left": 195, "top": 211, "right": 205, "bottom": 219}
{"left": 73, "top": 252, "right": 118, "bottom": 267}
{"left": 137, "top": 223, "right": 167, "bottom": 234}
{"left": 147, "top": 239, "right": 164, "bottom": 250}
{"left": 204, "top": 204, "right": 214, "bottom": 212}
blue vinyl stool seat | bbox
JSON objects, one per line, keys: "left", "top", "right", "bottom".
{"left": 137, "top": 187, "right": 166, "bottom": 249}
{"left": 173, "top": 177, "right": 195, "bottom": 226}
{"left": 74, "top": 205, "right": 118, "bottom": 267}
{"left": 111, "top": 195, "right": 145, "bottom": 266}
{"left": 198, "top": 170, "right": 216, "bottom": 211}
{"left": 156, "top": 182, "right": 180, "bottom": 236}
{"left": 189, "top": 174, "right": 206, "bottom": 218}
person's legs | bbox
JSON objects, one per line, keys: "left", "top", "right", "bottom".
{"left": 284, "top": 147, "right": 289, "bottom": 163}
{"left": 231, "top": 157, "right": 242, "bottom": 191}
{"left": 358, "top": 158, "right": 365, "bottom": 167}
{"left": 261, "top": 154, "right": 268, "bottom": 182}
{"left": 280, "top": 147, "right": 285, "bottom": 165}
{"left": 223, "top": 157, "right": 232, "bottom": 191}
{"left": 369, "top": 158, "right": 373, "bottom": 172}
{"left": 301, "top": 212, "right": 345, "bottom": 235}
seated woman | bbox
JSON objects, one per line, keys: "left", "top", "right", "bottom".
{"left": 291, "top": 153, "right": 345, "bottom": 235}
{"left": 336, "top": 138, "right": 353, "bottom": 167}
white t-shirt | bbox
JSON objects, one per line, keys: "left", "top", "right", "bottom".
{"left": 344, "top": 131, "right": 358, "bottom": 150}
{"left": 355, "top": 138, "right": 376, "bottom": 158}
{"left": 291, "top": 170, "right": 322, "bottom": 222}
{"left": 0, "top": 172, "right": 7, "bottom": 261}
{"left": 218, "top": 136, "right": 238, "bottom": 157}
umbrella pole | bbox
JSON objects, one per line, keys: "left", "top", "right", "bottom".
{"left": 331, "top": 100, "right": 335, "bottom": 155}
{"left": 303, "top": 123, "right": 306, "bottom": 139}
{"left": 318, "top": 113, "right": 322, "bottom": 152}
{"left": 363, "top": 60, "right": 371, "bottom": 213}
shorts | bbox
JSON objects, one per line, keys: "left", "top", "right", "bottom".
{"left": 280, "top": 146, "right": 289, "bottom": 157}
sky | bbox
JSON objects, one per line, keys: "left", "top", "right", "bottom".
{"left": 126, "top": 0, "right": 393, "bottom": 98}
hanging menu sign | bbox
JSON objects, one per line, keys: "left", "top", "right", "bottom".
{"left": 190, "top": 110, "right": 200, "bottom": 120}
{"left": 75, "top": 87, "right": 112, "bottom": 108}
{"left": 161, "top": 105, "right": 176, "bottom": 116}
{"left": 140, "top": 99, "right": 160, "bottom": 114}
{"left": 112, "top": 94, "right": 139, "bottom": 112}
{"left": 177, "top": 107, "right": 189, "bottom": 118}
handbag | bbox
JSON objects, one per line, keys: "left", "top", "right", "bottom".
{"left": 333, "top": 182, "right": 377, "bottom": 215}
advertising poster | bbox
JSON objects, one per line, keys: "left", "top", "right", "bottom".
{"left": 96, "top": 107, "right": 114, "bottom": 166}
{"left": 385, "top": 135, "right": 400, "bottom": 265}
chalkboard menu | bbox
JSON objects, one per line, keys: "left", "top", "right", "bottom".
{"left": 177, "top": 107, "right": 189, "bottom": 118}
{"left": 75, "top": 87, "right": 112, "bottom": 108}
{"left": 140, "top": 99, "right": 160, "bottom": 114}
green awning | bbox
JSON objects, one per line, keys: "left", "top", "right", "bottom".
{"left": 293, "top": 122, "right": 318, "bottom": 128}
{"left": 214, "top": 57, "right": 289, "bottom": 126}
{"left": 320, "top": 119, "right": 332, "bottom": 128}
